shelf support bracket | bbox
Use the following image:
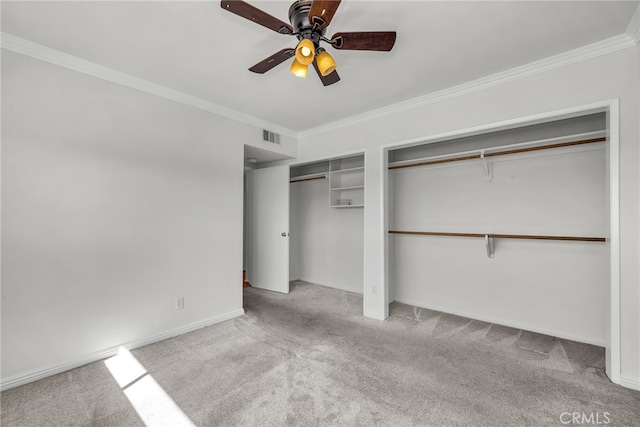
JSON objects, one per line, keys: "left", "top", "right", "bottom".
{"left": 485, "top": 234, "right": 495, "bottom": 258}
{"left": 480, "top": 151, "right": 493, "bottom": 182}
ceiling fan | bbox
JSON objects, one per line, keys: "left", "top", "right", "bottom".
{"left": 220, "top": 0, "right": 397, "bottom": 86}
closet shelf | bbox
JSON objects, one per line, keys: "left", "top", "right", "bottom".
{"left": 330, "top": 166, "right": 364, "bottom": 174}
{"left": 331, "top": 185, "right": 365, "bottom": 191}
{"left": 290, "top": 172, "right": 327, "bottom": 183}
{"left": 388, "top": 134, "right": 606, "bottom": 170}
{"left": 329, "top": 155, "right": 364, "bottom": 208}
{"left": 388, "top": 230, "right": 605, "bottom": 242}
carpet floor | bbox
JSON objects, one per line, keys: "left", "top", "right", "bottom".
{"left": 2, "top": 281, "right": 639, "bottom": 426}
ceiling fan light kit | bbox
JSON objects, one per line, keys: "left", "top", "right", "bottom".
{"left": 220, "top": 0, "right": 396, "bottom": 86}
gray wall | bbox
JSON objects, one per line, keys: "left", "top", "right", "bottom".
{"left": 1, "top": 51, "right": 253, "bottom": 383}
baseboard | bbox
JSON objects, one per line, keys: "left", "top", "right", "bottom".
{"left": 392, "top": 297, "right": 605, "bottom": 347}
{"left": 0, "top": 308, "right": 245, "bottom": 391}
{"left": 293, "top": 277, "right": 363, "bottom": 295}
{"left": 618, "top": 376, "right": 640, "bottom": 391}
{"left": 363, "top": 310, "right": 387, "bottom": 321}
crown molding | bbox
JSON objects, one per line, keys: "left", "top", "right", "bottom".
{"left": 1, "top": 32, "right": 298, "bottom": 138}
{"left": 298, "top": 32, "right": 638, "bottom": 139}
{"left": 627, "top": 2, "right": 640, "bottom": 44}
{"left": 3, "top": 22, "right": 638, "bottom": 142}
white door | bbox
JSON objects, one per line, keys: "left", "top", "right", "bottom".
{"left": 248, "top": 165, "right": 290, "bottom": 293}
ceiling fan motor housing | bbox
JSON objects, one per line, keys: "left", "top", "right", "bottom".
{"left": 289, "top": 0, "right": 325, "bottom": 46}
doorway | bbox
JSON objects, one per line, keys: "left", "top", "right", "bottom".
{"left": 243, "top": 146, "right": 292, "bottom": 295}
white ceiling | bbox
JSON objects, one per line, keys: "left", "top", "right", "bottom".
{"left": 2, "top": 1, "right": 638, "bottom": 136}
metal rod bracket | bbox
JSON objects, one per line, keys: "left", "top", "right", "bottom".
{"left": 485, "top": 234, "right": 495, "bottom": 258}
{"left": 480, "top": 151, "right": 493, "bottom": 182}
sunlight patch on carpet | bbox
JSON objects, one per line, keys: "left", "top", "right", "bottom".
{"left": 105, "top": 347, "right": 195, "bottom": 427}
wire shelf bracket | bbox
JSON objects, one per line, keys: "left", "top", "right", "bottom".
{"left": 480, "top": 151, "right": 493, "bottom": 182}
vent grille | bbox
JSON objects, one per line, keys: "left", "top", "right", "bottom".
{"left": 263, "top": 129, "right": 281, "bottom": 144}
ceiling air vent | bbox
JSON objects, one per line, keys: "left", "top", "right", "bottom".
{"left": 263, "top": 129, "right": 281, "bottom": 144}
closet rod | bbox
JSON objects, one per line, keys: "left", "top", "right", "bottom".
{"left": 290, "top": 176, "right": 326, "bottom": 183}
{"left": 388, "top": 230, "right": 605, "bottom": 242}
{"left": 388, "top": 137, "right": 606, "bottom": 170}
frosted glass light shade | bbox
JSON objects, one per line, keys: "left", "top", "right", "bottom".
{"left": 316, "top": 50, "right": 336, "bottom": 76}
{"left": 295, "top": 39, "right": 315, "bottom": 65}
{"left": 290, "top": 59, "right": 308, "bottom": 78}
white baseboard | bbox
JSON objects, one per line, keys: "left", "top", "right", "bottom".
{"left": 392, "top": 297, "right": 605, "bottom": 347}
{"left": 363, "top": 310, "right": 387, "bottom": 321}
{"left": 618, "top": 376, "right": 640, "bottom": 391}
{"left": 293, "top": 277, "right": 363, "bottom": 295}
{"left": 0, "top": 308, "right": 245, "bottom": 391}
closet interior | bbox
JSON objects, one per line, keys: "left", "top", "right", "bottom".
{"left": 387, "top": 113, "right": 609, "bottom": 345}
{"left": 289, "top": 154, "right": 365, "bottom": 294}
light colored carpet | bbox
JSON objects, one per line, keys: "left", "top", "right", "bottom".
{"left": 2, "top": 281, "right": 639, "bottom": 426}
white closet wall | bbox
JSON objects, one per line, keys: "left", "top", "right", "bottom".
{"left": 289, "top": 173, "right": 364, "bottom": 294}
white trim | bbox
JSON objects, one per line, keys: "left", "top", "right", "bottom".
{"left": 381, "top": 144, "right": 390, "bottom": 319}
{"left": 363, "top": 310, "right": 386, "bottom": 321}
{"left": 0, "top": 308, "right": 245, "bottom": 391}
{"left": 392, "top": 297, "right": 606, "bottom": 347}
{"left": 380, "top": 100, "right": 619, "bottom": 152}
{"left": 626, "top": 2, "right": 640, "bottom": 45}
{"left": 607, "top": 100, "right": 621, "bottom": 384}
{"left": 0, "top": 32, "right": 297, "bottom": 138}
{"left": 288, "top": 148, "right": 366, "bottom": 168}
{"left": 381, "top": 99, "right": 623, "bottom": 387}
{"left": 299, "top": 34, "right": 637, "bottom": 139}
{"left": 618, "top": 376, "right": 640, "bottom": 391}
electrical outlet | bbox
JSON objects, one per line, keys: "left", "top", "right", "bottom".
{"left": 372, "top": 286, "right": 377, "bottom": 295}
{"left": 175, "top": 297, "right": 184, "bottom": 310}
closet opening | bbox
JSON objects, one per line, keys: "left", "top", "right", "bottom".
{"left": 289, "top": 153, "right": 366, "bottom": 304}
{"left": 384, "top": 103, "right": 619, "bottom": 382}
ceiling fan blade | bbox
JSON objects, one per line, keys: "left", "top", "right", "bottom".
{"left": 220, "top": 1, "right": 293, "bottom": 35}
{"left": 308, "top": 0, "right": 342, "bottom": 28}
{"left": 331, "top": 31, "right": 396, "bottom": 51}
{"left": 249, "top": 49, "right": 295, "bottom": 74}
{"left": 312, "top": 60, "right": 340, "bottom": 86}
